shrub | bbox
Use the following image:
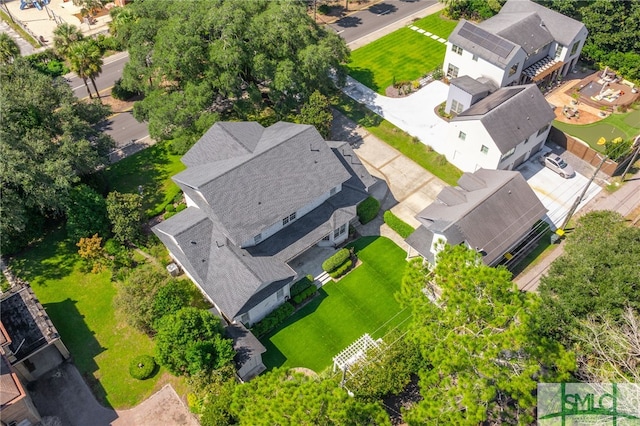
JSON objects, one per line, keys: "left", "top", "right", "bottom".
{"left": 293, "top": 285, "right": 317, "bottom": 305}
{"left": 357, "top": 196, "right": 380, "bottom": 224}
{"left": 164, "top": 211, "right": 177, "bottom": 220}
{"left": 317, "top": 4, "right": 330, "bottom": 14}
{"left": 173, "top": 192, "right": 184, "bottom": 204}
{"left": 322, "top": 248, "right": 350, "bottom": 273}
{"left": 251, "top": 302, "right": 295, "bottom": 337}
{"left": 435, "top": 154, "right": 448, "bottom": 166}
{"left": 111, "top": 78, "right": 140, "bottom": 101}
{"left": 176, "top": 203, "right": 187, "bottom": 212}
{"left": 129, "top": 355, "right": 156, "bottom": 380}
{"left": 432, "top": 67, "right": 444, "bottom": 81}
{"left": 103, "top": 238, "right": 122, "bottom": 256}
{"left": 328, "top": 259, "right": 352, "bottom": 279}
{"left": 383, "top": 211, "right": 415, "bottom": 239}
{"left": 165, "top": 204, "right": 176, "bottom": 213}
{"left": 290, "top": 275, "right": 314, "bottom": 297}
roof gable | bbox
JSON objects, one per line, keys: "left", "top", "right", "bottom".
{"left": 480, "top": 11, "right": 554, "bottom": 55}
{"left": 182, "top": 122, "right": 264, "bottom": 167}
{"left": 453, "top": 85, "right": 555, "bottom": 153}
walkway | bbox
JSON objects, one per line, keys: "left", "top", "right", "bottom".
{"left": 0, "top": 20, "right": 41, "bottom": 56}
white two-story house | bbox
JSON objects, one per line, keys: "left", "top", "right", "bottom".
{"left": 443, "top": 0, "right": 588, "bottom": 89}
{"left": 446, "top": 84, "right": 555, "bottom": 172}
{"left": 153, "top": 122, "right": 374, "bottom": 326}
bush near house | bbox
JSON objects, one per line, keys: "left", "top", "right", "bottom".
{"left": 290, "top": 275, "right": 314, "bottom": 298}
{"left": 357, "top": 196, "right": 380, "bottom": 224}
{"left": 293, "top": 286, "right": 317, "bottom": 305}
{"left": 129, "top": 355, "right": 156, "bottom": 380}
{"left": 383, "top": 211, "right": 415, "bottom": 239}
{"left": 322, "top": 248, "right": 350, "bottom": 273}
{"left": 251, "top": 302, "right": 295, "bottom": 338}
{"left": 328, "top": 259, "right": 353, "bottom": 279}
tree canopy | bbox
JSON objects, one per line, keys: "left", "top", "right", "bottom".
{"left": 0, "top": 60, "right": 113, "bottom": 254}
{"left": 399, "top": 246, "right": 574, "bottom": 425}
{"left": 117, "top": 0, "right": 349, "bottom": 140}
{"left": 230, "top": 368, "right": 390, "bottom": 425}
{"left": 0, "top": 33, "right": 20, "bottom": 65}
{"left": 536, "top": 210, "right": 640, "bottom": 344}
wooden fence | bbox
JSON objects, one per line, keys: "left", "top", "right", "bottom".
{"left": 549, "top": 127, "right": 620, "bottom": 176}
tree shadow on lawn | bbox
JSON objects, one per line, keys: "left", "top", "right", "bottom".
{"left": 261, "top": 288, "right": 330, "bottom": 370}
{"left": 98, "top": 142, "right": 180, "bottom": 216}
{"left": 348, "top": 67, "right": 378, "bottom": 94}
{"left": 11, "top": 228, "right": 76, "bottom": 284}
{"left": 43, "top": 298, "right": 112, "bottom": 409}
{"left": 346, "top": 235, "right": 379, "bottom": 253}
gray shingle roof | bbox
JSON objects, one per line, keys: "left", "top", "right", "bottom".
{"left": 480, "top": 11, "right": 554, "bottom": 56}
{"left": 450, "top": 76, "right": 493, "bottom": 97}
{"left": 226, "top": 322, "right": 266, "bottom": 368}
{"left": 153, "top": 122, "right": 372, "bottom": 320}
{"left": 499, "top": 0, "right": 586, "bottom": 46}
{"left": 174, "top": 122, "right": 351, "bottom": 246}
{"left": 449, "top": 20, "right": 521, "bottom": 69}
{"left": 452, "top": 84, "right": 555, "bottom": 153}
{"left": 181, "top": 122, "right": 264, "bottom": 167}
{"left": 407, "top": 169, "right": 546, "bottom": 265}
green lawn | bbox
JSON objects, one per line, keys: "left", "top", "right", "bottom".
{"left": 553, "top": 107, "right": 640, "bottom": 151}
{"left": 333, "top": 94, "right": 463, "bottom": 185}
{"left": 11, "top": 228, "right": 173, "bottom": 409}
{"left": 101, "top": 141, "right": 185, "bottom": 217}
{"left": 348, "top": 12, "right": 458, "bottom": 94}
{"left": 261, "top": 237, "right": 411, "bottom": 373}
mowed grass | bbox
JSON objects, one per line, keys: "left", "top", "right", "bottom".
{"left": 261, "top": 237, "right": 411, "bottom": 373}
{"left": 349, "top": 13, "right": 458, "bottom": 94}
{"left": 553, "top": 107, "right": 640, "bottom": 151}
{"left": 101, "top": 141, "right": 185, "bottom": 217}
{"left": 11, "top": 228, "right": 172, "bottom": 409}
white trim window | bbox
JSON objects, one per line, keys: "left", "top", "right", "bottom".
{"left": 458, "top": 131, "right": 466, "bottom": 141}
{"left": 451, "top": 44, "right": 463, "bottom": 55}
{"left": 500, "top": 147, "right": 516, "bottom": 161}
{"left": 451, "top": 100, "right": 464, "bottom": 114}
{"left": 447, "top": 64, "right": 459, "bottom": 79}
{"left": 480, "top": 145, "right": 489, "bottom": 154}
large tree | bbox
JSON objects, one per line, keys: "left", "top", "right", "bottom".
{"left": 536, "top": 210, "right": 640, "bottom": 344}
{"left": 105, "top": 191, "right": 143, "bottom": 244}
{"left": 52, "top": 23, "right": 84, "bottom": 59}
{"left": 118, "top": 0, "right": 349, "bottom": 140}
{"left": 64, "top": 184, "right": 110, "bottom": 242}
{"left": 399, "top": 247, "right": 574, "bottom": 425}
{"left": 0, "top": 60, "right": 113, "bottom": 254}
{"left": 68, "top": 39, "right": 103, "bottom": 100}
{"left": 0, "top": 33, "right": 20, "bottom": 65}
{"left": 230, "top": 368, "right": 391, "bottom": 425}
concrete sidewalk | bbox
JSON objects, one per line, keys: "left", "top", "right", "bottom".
{"left": 515, "top": 171, "right": 640, "bottom": 291}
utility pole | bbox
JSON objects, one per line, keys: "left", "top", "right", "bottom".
{"left": 622, "top": 135, "right": 640, "bottom": 181}
{"left": 561, "top": 154, "right": 608, "bottom": 230}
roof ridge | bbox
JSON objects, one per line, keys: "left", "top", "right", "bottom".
{"left": 218, "top": 122, "right": 261, "bottom": 153}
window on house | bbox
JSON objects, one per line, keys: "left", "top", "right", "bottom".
{"left": 322, "top": 235, "right": 330, "bottom": 241}
{"left": 451, "top": 44, "right": 463, "bottom": 55}
{"left": 289, "top": 212, "right": 296, "bottom": 221}
{"left": 480, "top": 145, "right": 489, "bottom": 154}
{"left": 254, "top": 233, "right": 262, "bottom": 244}
{"left": 339, "top": 224, "right": 347, "bottom": 235}
{"left": 554, "top": 44, "right": 563, "bottom": 59}
{"left": 509, "top": 63, "right": 519, "bottom": 76}
{"left": 240, "top": 313, "right": 249, "bottom": 325}
{"left": 458, "top": 131, "right": 466, "bottom": 141}
{"left": 500, "top": 147, "right": 516, "bottom": 161}
{"left": 276, "top": 288, "right": 284, "bottom": 300}
{"left": 334, "top": 228, "right": 340, "bottom": 238}
{"left": 446, "top": 63, "right": 459, "bottom": 79}
{"left": 537, "top": 124, "right": 550, "bottom": 137}
{"left": 451, "top": 100, "right": 464, "bottom": 114}
{"left": 282, "top": 216, "right": 289, "bottom": 226}
{"left": 570, "top": 41, "right": 580, "bottom": 56}
{"left": 472, "top": 54, "right": 478, "bottom": 62}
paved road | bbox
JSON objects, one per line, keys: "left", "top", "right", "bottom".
{"left": 67, "top": 51, "right": 129, "bottom": 97}
{"left": 328, "top": 0, "right": 439, "bottom": 47}
{"left": 97, "top": 109, "right": 150, "bottom": 149}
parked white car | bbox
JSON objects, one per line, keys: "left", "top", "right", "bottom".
{"left": 539, "top": 152, "right": 575, "bottom": 178}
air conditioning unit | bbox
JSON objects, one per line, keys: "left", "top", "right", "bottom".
{"left": 166, "top": 263, "right": 180, "bottom": 277}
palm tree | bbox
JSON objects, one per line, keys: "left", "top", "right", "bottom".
{"left": 53, "top": 23, "right": 84, "bottom": 59}
{"left": 0, "top": 33, "right": 20, "bottom": 65}
{"left": 69, "top": 39, "right": 103, "bottom": 100}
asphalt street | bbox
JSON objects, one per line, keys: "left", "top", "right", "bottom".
{"left": 328, "top": 0, "right": 438, "bottom": 45}
{"left": 67, "top": 51, "right": 128, "bottom": 98}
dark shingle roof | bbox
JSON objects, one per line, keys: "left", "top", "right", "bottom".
{"left": 407, "top": 169, "right": 546, "bottom": 265}
{"left": 450, "top": 76, "right": 492, "bottom": 97}
{"left": 449, "top": 20, "right": 521, "bottom": 68}
{"left": 499, "top": 0, "right": 586, "bottom": 46}
{"left": 226, "top": 322, "right": 266, "bottom": 367}
{"left": 174, "top": 123, "right": 351, "bottom": 246}
{"left": 452, "top": 85, "right": 555, "bottom": 153}
{"left": 480, "top": 12, "right": 554, "bottom": 56}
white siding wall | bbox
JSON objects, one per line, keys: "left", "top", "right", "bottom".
{"left": 237, "top": 287, "right": 288, "bottom": 325}
{"left": 241, "top": 184, "right": 342, "bottom": 247}
{"left": 446, "top": 120, "right": 502, "bottom": 172}
{"left": 498, "top": 125, "right": 550, "bottom": 170}
{"left": 558, "top": 28, "right": 588, "bottom": 75}
{"left": 445, "top": 85, "right": 474, "bottom": 114}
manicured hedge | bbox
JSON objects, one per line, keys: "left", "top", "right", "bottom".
{"left": 322, "top": 248, "right": 350, "bottom": 273}
{"left": 129, "top": 355, "right": 156, "bottom": 380}
{"left": 357, "top": 196, "right": 380, "bottom": 224}
{"left": 251, "top": 302, "right": 295, "bottom": 337}
{"left": 293, "top": 285, "right": 317, "bottom": 305}
{"left": 328, "top": 259, "right": 352, "bottom": 279}
{"left": 290, "top": 275, "right": 314, "bottom": 298}
{"left": 383, "top": 211, "right": 415, "bottom": 239}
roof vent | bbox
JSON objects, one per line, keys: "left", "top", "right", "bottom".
{"left": 191, "top": 241, "right": 197, "bottom": 245}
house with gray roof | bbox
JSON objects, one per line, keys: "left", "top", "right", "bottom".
{"left": 443, "top": 0, "right": 587, "bottom": 89}
{"left": 153, "top": 121, "right": 374, "bottom": 326}
{"left": 445, "top": 84, "right": 555, "bottom": 172}
{"left": 406, "top": 169, "right": 547, "bottom": 267}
